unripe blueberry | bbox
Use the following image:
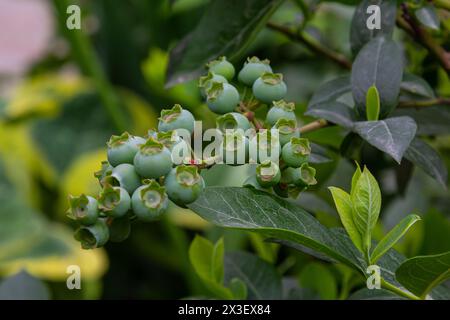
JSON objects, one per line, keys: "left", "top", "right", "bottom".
{"left": 94, "top": 161, "right": 113, "bottom": 184}
{"left": 98, "top": 185, "right": 131, "bottom": 218}
{"left": 199, "top": 72, "right": 228, "bottom": 97}
{"left": 253, "top": 73, "right": 287, "bottom": 104}
{"left": 67, "top": 194, "right": 99, "bottom": 225}
{"left": 219, "top": 130, "right": 249, "bottom": 165}
{"left": 134, "top": 137, "right": 173, "bottom": 178}
{"left": 216, "top": 112, "right": 251, "bottom": 132}
{"left": 281, "top": 137, "right": 311, "bottom": 168}
{"left": 74, "top": 218, "right": 109, "bottom": 249}
{"left": 158, "top": 104, "right": 195, "bottom": 134}
{"left": 131, "top": 179, "right": 169, "bottom": 221}
{"left": 256, "top": 160, "right": 281, "bottom": 187}
{"left": 206, "top": 56, "right": 235, "bottom": 81}
{"left": 107, "top": 132, "right": 146, "bottom": 166}
{"left": 206, "top": 82, "right": 239, "bottom": 114}
{"left": 249, "top": 129, "right": 281, "bottom": 163}
{"left": 107, "top": 163, "right": 141, "bottom": 194}
{"left": 165, "top": 165, "right": 205, "bottom": 206}
{"left": 281, "top": 163, "right": 317, "bottom": 188}
{"left": 238, "top": 57, "right": 272, "bottom": 86}
{"left": 266, "top": 100, "right": 296, "bottom": 126}
{"left": 272, "top": 118, "right": 299, "bottom": 146}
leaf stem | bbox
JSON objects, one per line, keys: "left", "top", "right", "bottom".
{"left": 52, "top": 0, "right": 129, "bottom": 132}
{"left": 266, "top": 22, "right": 352, "bottom": 70}
{"left": 380, "top": 278, "right": 422, "bottom": 300}
{"left": 398, "top": 97, "right": 450, "bottom": 108}
{"left": 299, "top": 119, "right": 329, "bottom": 133}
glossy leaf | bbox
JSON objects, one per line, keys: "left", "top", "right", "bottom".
{"left": 166, "top": 0, "right": 283, "bottom": 87}
{"left": 350, "top": 0, "right": 397, "bottom": 55}
{"left": 400, "top": 73, "right": 435, "bottom": 100}
{"left": 308, "top": 75, "right": 351, "bottom": 108}
{"left": 305, "top": 101, "right": 356, "bottom": 129}
{"left": 371, "top": 214, "right": 421, "bottom": 264}
{"left": 415, "top": 5, "right": 440, "bottom": 30}
{"left": 351, "top": 36, "right": 403, "bottom": 119}
{"left": 328, "top": 187, "right": 363, "bottom": 253}
{"left": 396, "top": 251, "right": 450, "bottom": 298}
{"left": 366, "top": 85, "right": 380, "bottom": 121}
{"left": 352, "top": 116, "right": 417, "bottom": 163}
{"left": 404, "top": 138, "right": 448, "bottom": 187}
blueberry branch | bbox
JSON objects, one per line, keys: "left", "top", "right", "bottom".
{"left": 299, "top": 119, "right": 329, "bottom": 134}
{"left": 266, "top": 22, "right": 352, "bottom": 70}
{"left": 398, "top": 97, "right": 450, "bottom": 108}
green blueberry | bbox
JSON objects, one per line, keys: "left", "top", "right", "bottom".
{"left": 67, "top": 194, "right": 99, "bottom": 225}
{"left": 158, "top": 104, "right": 195, "bottom": 134}
{"left": 281, "top": 137, "right": 311, "bottom": 168}
{"left": 238, "top": 57, "right": 272, "bottom": 86}
{"left": 256, "top": 160, "right": 281, "bottom": 187}
{"left": 253, "top": 73, "right": 287, "bottom": 104}
{"left": 74, "top": 218, "right": 109, "bottom": 249}
{"left": 266, "top": 100, "right": 296, "bottom": 126}
{"left": 272, "top": 118, "right": 299, "bottom": 146}
{"left": 216, "top": 112, "right": 251, "bottom": 132}
{"left": 207, "top": 56, "right": 235, "bottom": 81}
{"left": 165, "top": 165, "right": 205, "bottom": 206}
{"left": 94, "top": 161, "right": 113, "bottom": 184}
{"left": 220, "top": 130, "right": 249, "bottom": 165}
{"left": 249, "top": 129, "right": 281, "bottom": 163}
{"left": 98, "top": 185, "right": 131, "bottom": 218}
{"left": 134, "top": 137, "right": 173, "bottom": 178}
{"left": 199, "top": 72, "right": 228, "bottom": 97}
{"left": 106, "top": 163, "right": 141, "bottom": 194}
{"left": 281, "top": 163, "right": 317, "bottom": 188}
{"left": 107, "top": 132, "right": 146, "bottom": 167}
{"left": 206, "top": 82, "right": 240, "bottom": 114}
{"left": 131, "top": 180, "right": 168, "bottom": 221}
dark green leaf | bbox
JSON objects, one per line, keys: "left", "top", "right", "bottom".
{"left": 396, "top": 251, "right": 450, "bottom": 298}
{"left": 404, "top": 138, "right": 448, "bottom": 187}
{"left": 166, "top": 0, "right": 283, "bottom": 87}
{"left": 400, "top": 73, "right": 435, "bottom": 100}
{"left": 308, "top": 75, "right": 351, "bottom": 108}
{"left": 351, "top": 36, "right": 403, "bottom": 119}
{"left": 352, "top": 116, "right": 417, "bottom": 163}
{"left": 415, "top": 5, "right": 440, "bottom": 30}
{"left": 305, "top": 101, "right": 356, "bottom": 128}
{"left": 224, "top": 251, "right": 282, "bottom": 299}
{"left": 0, "top": 271, "right": 50, "bottom": 300}
{"left": 350, "top": 0, "right": 397, "bottom": 55}
{"left": 309, "top": 143, "right": 332, "bottom": 164}
{"left": 349, "top": 288, "right": 406, "bottom": 300}
{"left": 394, "top": 106, "right": 450, "bottom": 135}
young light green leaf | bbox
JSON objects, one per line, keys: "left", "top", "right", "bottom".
{"left": 299, "top": 262, "right": 338, "bottom": 300}
{"left": 229, "top": 278, "right": 248, "bottom": 300}
{"left": 370, "top": 214, "right": 421, "bottom": 264}
{"left": 366, "top": 85, "right": 380, "bottom": 121}
{"left": 351, "top": 167, "right": 381, "bottom": 255}
{"left": 396, "top": 251, "right": 450, "bottom": 299}
{"left": 212, "top": 238, "right": 225, "bottom": 283}
{"left": 328, "top": 187, "right": 363, "bottom": 253}
{"left": 351, "top": 162, "right": 362, "bottom": 197}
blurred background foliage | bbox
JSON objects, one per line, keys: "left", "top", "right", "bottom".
{"left": 0, "top": 0, "right": 449, "bottom": 299}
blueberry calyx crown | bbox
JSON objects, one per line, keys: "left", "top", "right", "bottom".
{"left": 257, "top": 160, "right": 280, "bottom": 182}
{"left": 159, "top": 104, "right": 183, "bottom": 123}
{"left": 139, "top": 137, "right": 165, "bottom": 155}
{"left": 260, "top": 72, "right": 283, "bottom": 85}
{"left": 272, "top": 99, "right": 295, "bottom": 112}
{"left": 98, "top": 185, "right": 121, "bottom": 211}
{"left": 299, "top": 163, "right": 317, "bottom": 186}
{"left": 206, "top": 82, "right": 225, "bottom": 101}
{"left": 291, "top": 137, "right": 311, "bottom": 156}
{"left": 274, "top": 118, "right": 297, "bottom": 134}
{"left": 246, "top": 56, "right": 270, "bottom": 65}
{"left": 107, "top": 131, "right": 132, "bottom": 148}
{"left": 175, "top": 165, "right": 201, "bottom": 187}
{"left": 140, "top": 179, "right": 167, "bottom": 209}
{"left": 67, "top": 194, "right": 89, "bottom": 220}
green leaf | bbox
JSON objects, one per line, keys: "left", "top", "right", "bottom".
{"left": 352, "top": 116, "right": 417, "bottom": 163}
{"left": 349, "top": 288, "right": 406, "bottom": 300}
{"left": 188, "top": 186, "right": 366, "bottom": 272}
{"left": 400, "top": 73, "right": 435, "bottom": 100}
{"left": 212, "top": 238, "right": 225, "bottom": 283}
{"left": 404, "top": 138, "right": 448, "bottom": 188}
{"left": 229, "top": 278, "right": 248, "bottom": 300}
{"left": 328, "top": 187, "right": 363, "bottom": 253}
{"left": 298, "top": 262, "right": 337, "bottom": 300}
{"left": 394, "top": 106, "right": 450, "bottom": 135}
{"left": 351, "top": 36, "right": 403, "bottom": 119}
{"left": 351, "top": 162, "right": 362, "bottom": 196}
{"left": 0, "top": 271, "right": 50, "bottom": 300}
{"left": 224, "top": 251, "right": 282, "bottom": 299}
{"left": 351, "top": 167, "right": 381, "bottom": 255}
{"left": 166, "top": 0, "right": 283, "bottom": 87}
{"left": 415, "top": 5, "right": 440, "bottom": 30}
{"left": 396, "top": 251, "right": 450, "bottom": 298}
{"left": 371, "top": 214, "right": 421, "bottom": 264}
{"left": 308, "top": 75, "right": 351, "bottom": 108}
{"left": 366, "top": 85, "right": 380, "bottom": 121}
{"left": 350, "top": 0, "right": 397, "bottom": 55}
{"left": 305, "top": 101, "right": 356, "bottom": 129}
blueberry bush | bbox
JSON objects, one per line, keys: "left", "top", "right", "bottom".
{"left": 0, "top": 0, "right": 450, "bottom": 300}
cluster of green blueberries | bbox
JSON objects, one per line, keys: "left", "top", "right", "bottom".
{"left": 67, "top": 56, "right": 317, "bottom": 249}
